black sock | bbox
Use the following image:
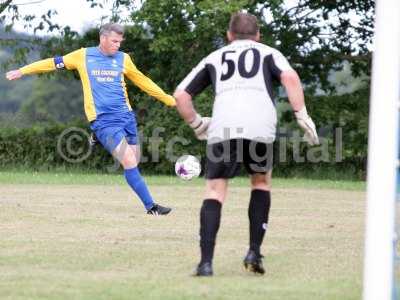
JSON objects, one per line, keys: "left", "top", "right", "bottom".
{"left": 199, "top": 199, "right": 222, "bottom": 265}
{"left": 248, "top": 189, "right": 271, "bottom": 255}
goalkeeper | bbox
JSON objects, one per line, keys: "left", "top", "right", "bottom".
{"left": 6, "top": 23, "right": 174, "bottom": 216}
{"left": 174, "top": 12, "right": 319, "bottom": 276}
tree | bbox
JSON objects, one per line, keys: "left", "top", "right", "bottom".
{"left": 0, "top": 0, "right": 374, "bottom": 175}
{"left": 2, "top": 0, "right": 375, "bottom": 86}
{"left": 126, "top": 0, "right": 374, "bottom": 92}
{"left": 19, "top": 74, "right": 85, "bottom": 124}
{"left": 0, "top": 0, "right": 132, "bottom": 67}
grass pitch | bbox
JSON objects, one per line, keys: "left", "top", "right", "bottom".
{"left": 0, "top": 172, "right": 365, "bottom": 300}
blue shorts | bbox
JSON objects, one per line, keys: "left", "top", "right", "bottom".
{"left": 90, "top": 111, "right": 138, "bottom": 153}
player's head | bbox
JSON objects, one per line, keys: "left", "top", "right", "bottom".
{"left": 227, "top": 12, "right": 260, "bottom": 42}
{"left": 99, "top": 23, "right": 125, "bottom": 56}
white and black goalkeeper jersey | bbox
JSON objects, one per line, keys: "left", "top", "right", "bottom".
{"left": 177, "top": 39, "right": 293, "bottom": 144}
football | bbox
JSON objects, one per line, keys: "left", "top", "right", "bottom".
{"left": 175, "top": 155, "right": 201, "bottom": 180}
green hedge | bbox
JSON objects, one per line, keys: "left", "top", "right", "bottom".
{"left": 0, "top": 90, "right": 368, "bottom": 179}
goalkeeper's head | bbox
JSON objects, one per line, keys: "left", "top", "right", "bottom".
{"left": 227, "top": 12, "right": 260, "bottom": 42}
{"left": 99, "top": 23, "right": 125, "bottom": 56}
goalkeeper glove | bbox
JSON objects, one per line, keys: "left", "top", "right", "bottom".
{"left": 189, "top": 113, "right": 211, "bottom": 140}
{"left": 294, "top": 107, "right": 320, "bottom": 146}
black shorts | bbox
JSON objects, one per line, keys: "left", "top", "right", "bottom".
{"left": 205, "top": 139, "right": 273, "bottom": 179}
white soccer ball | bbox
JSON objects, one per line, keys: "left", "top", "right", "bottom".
{"left": 175, "top": 155, "right": 201, "bottom": 180}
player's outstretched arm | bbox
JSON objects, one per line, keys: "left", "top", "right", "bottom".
{"left": 281, "top": 70, "right": 319, "bottom": 145}
{"left": 174, "top": 89, "right": 210, "bottom": 140}
{"left": 8, "top": 58, "right": 59, "bottom": 79}
{"left": 6, "top": 50, "right": 81, "bottom": 81}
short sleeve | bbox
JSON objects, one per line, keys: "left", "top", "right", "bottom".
{"left": 176, "top": 58, "right": 211, "bottom": 97}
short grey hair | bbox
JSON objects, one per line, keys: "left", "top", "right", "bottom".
{"left": 99, "top": 23, "right": 124, "bottom": 37}
{"left": 229, "top": 12, "right": 259, "bottom": 39}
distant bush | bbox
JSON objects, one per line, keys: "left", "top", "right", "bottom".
{"left": 0, "top": 90, "right": 368, "bottom": 180}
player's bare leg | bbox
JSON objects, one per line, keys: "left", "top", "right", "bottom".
{"left": 243, "top": 171, "right": 272, "bottom": 275}
{"left": 204, "top": 178, "right": 228, "bottom": 203}
{"left": 250, "top": 171, "right": 271, "bottom": 191}
{"left": 194, "top": 179, "right": 228, "bottom": 276}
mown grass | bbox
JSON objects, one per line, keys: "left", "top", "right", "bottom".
{"left": 0, "top": 171, "right": 365, "bottom": 190}
{"left": 0, "top": 173, "right": 365, "bottom": 300}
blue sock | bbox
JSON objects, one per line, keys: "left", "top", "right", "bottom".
{"left": 124, "top": 167, "right": 154, "bottom": 210}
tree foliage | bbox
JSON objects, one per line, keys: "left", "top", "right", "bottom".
{"left": 0, "top": 0, "right": 374, "bottom": 175}
{"left": 125, "top": 0, "right": 374, "bottom": 93}
{"left": 2, "top": 0, "right": 374, "bottom": 85}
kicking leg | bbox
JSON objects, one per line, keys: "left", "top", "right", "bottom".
{"left": 113, "top": 140, "right": 171, "bottom": 215}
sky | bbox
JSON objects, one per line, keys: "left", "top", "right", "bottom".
{"left": 4, "top": 0, "right": 369, "bottom": 52}
{"left": 7, "top": 0, "right": 300, "bottom": 35}
{"left": 6, "top": 0, "right": 134, "bottom": 35}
